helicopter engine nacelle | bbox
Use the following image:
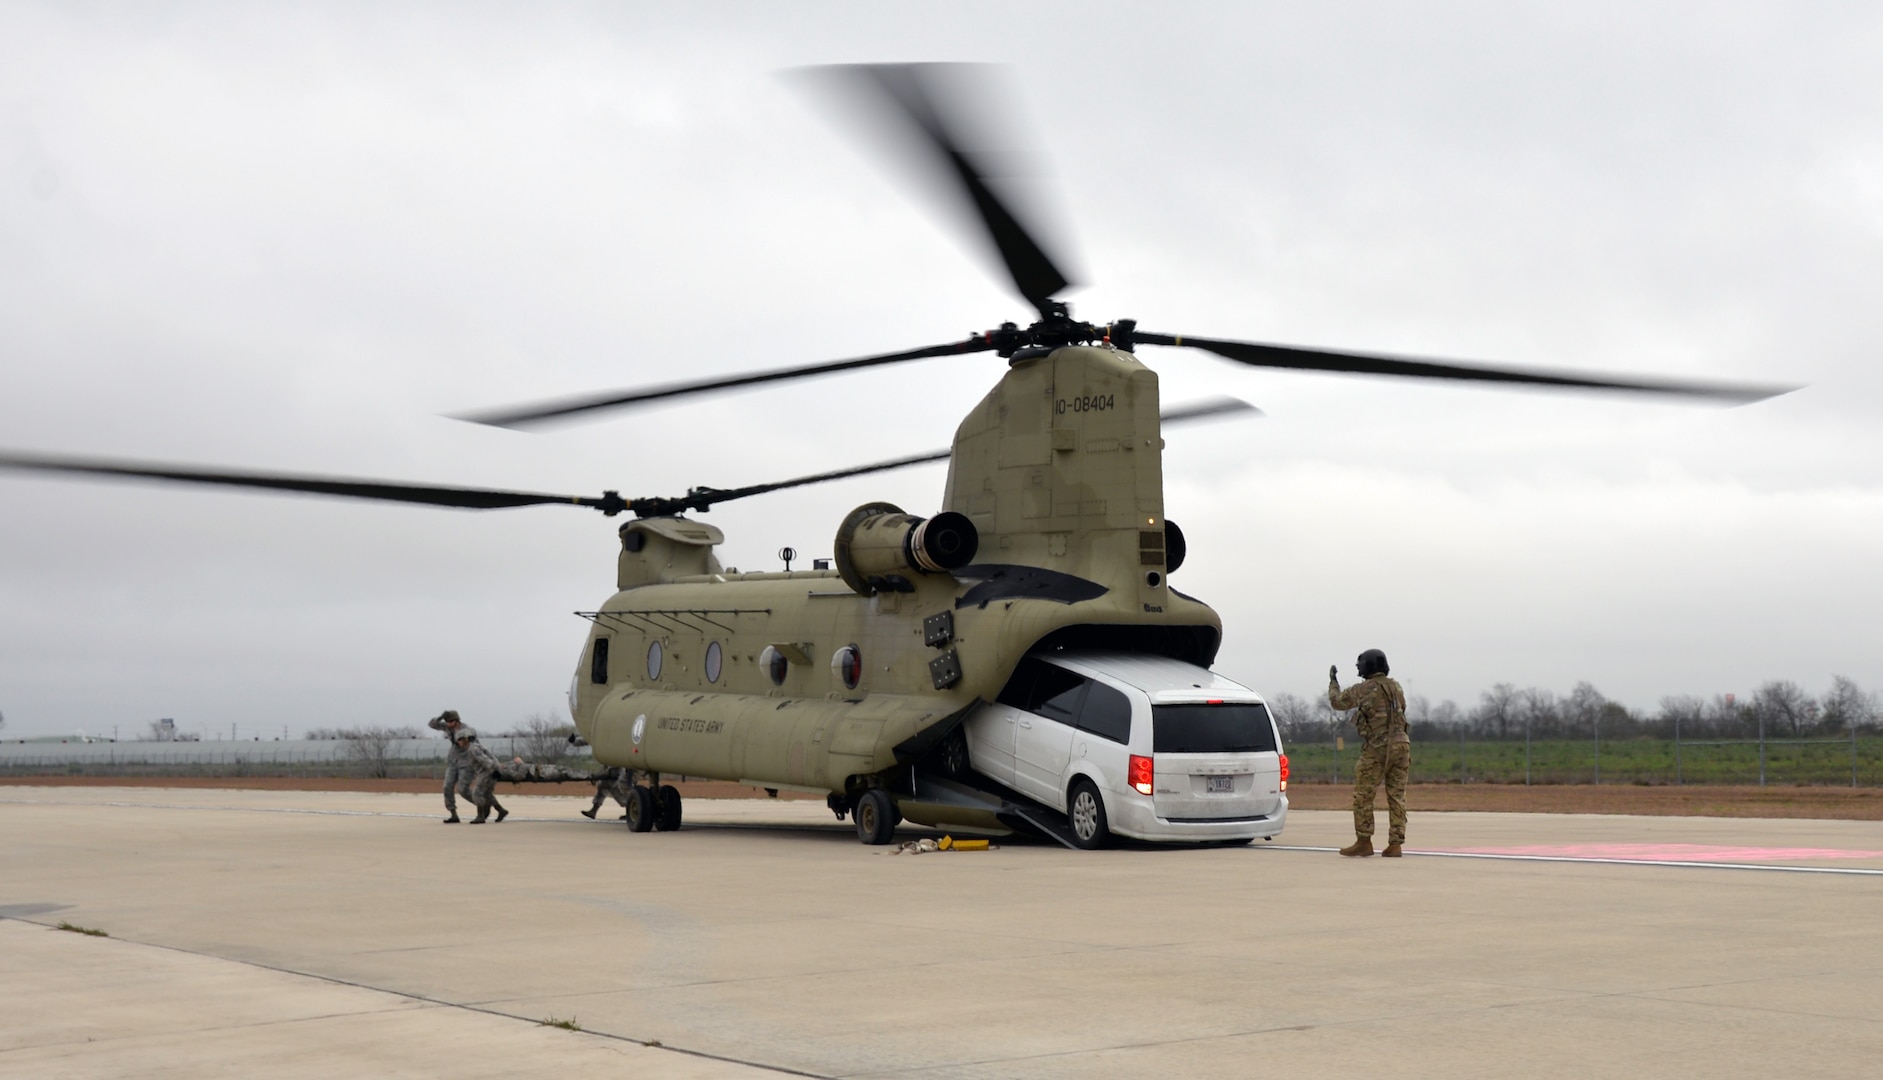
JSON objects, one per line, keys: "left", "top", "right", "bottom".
{"left": 832, "top": 502, "right": 978, "bottom": 596}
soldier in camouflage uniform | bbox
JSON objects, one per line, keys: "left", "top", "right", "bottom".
{"left": 456, "top": 732, "right": 510, "bottom": 824}
{"left": 1328, "top": 648, "right": 1410, "bottom": 858}
{"left": 428, "top": 710, "right": 477, "bottom": 823}
{"left": 582, "top": 766, "right": 636, "bottom": 820}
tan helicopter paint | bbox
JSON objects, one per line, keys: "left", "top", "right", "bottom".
{"left": 571, "top": 345, "right": 1222, "bottom": 815}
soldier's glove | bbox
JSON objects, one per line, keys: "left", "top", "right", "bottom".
{"left": 1329, "top": 665, "right": 1339, "bottom": 683}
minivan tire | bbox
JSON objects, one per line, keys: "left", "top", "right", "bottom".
{"left": 1067, "top": 779, "right": 1111, "bottom": 849}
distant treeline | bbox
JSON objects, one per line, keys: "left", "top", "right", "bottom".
{"left": 1267, "top": 676, "right": 1881, "bottom": 743}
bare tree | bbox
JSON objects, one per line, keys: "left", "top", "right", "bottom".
{"left": 1477, "top": 683, "right": 1518, "bottom": 739}
{"left": 1265, "top": 692, "right": 1319, "bottom": 741}
{"left": 341, "top": 726, "right": 401, "bottom": 778}
{"left": 1754, "top": 680, "right": 1818, "bottom": 736}
{"left": 1657, "top": 695, "right": 1707, "bottom": 737}
{"left": 1520, "top": 686, "right": 1562, "bottom": 739}
{"left": 1429, "top": 700, "right": 1461, "bottom": 728}
{"left": 1820, "top": 676, "right": 1879, "bottom": 733}
{"left": 508, "top": 711, "right": 576, "bottom": 764}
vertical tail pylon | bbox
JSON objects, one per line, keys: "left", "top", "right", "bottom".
{"left": 943, "top": 346, "right": 1171, "bottom": 610}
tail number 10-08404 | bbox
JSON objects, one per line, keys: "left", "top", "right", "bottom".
{"left": 1055, "top": 394, "right": 1114, "bottom": 415}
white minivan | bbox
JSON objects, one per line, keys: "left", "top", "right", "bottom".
{"left": 962, "top": 651, "right": 1289, "bottom": 847}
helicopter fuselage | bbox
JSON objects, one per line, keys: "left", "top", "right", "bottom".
{"left": 570, "top": 346, "right": 1226, "bottom": 826}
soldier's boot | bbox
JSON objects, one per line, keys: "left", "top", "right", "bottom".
{"left": 580, "top": 807, "right": 598, "bottom": 819}
{"left": 1382, "top": 842, "right": 1404, "bottom": 857}
{"left": 443, "top": 813, "right": 461, "bottom": 824}
{"left": 470, "top": 806, "right": 489, "bottom": 824}
{"left": 1339, "top": 837, "right": 1374, "bottom": 857}
{"left": 494, "top": 802, "right": 509, "bottom": 823}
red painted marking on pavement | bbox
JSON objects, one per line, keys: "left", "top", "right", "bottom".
{"left": 1444, "top": 843, "right": 1883, "bottom": 862}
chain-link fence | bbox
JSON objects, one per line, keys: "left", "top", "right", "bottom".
{"left": 0, "top": 737, "right": 598, "bottom": 780}
{"left": 1284, "top": 732, "right": 1883, "bottom": 786}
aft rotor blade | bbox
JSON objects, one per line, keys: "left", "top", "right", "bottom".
{"left": 1134, "top": 331, "right": 1794, "bottom": 404}
{"left": 809, "top": 63, "right": 1076, "bottom": 319}
{"left": 454, "top": 334, "right": 996, "bottom": 429}
{"left": 676, "top": 397, "right": 1263, "bottom": 513}
{"left": 0, "top": 451, "right": 630, "bottom": 514}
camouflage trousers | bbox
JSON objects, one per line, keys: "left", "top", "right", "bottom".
{"left": 1352, "top": 741, "right": 1410, "bottom": 843}
{"left": 590, "top": 774, "right": 635, "bottom": 812}
{"left": 469, "top": 764, "right": 502, "bottom": 807}
{"left": 441, "top": 761, "right": 476, "bottom": 814}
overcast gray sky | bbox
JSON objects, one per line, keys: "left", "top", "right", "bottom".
{"left": 3, "top": 2, "right": 1879, "bottom": 739}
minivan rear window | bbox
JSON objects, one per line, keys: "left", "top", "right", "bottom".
{"left": 1152, "top": 703, "right": 1277, "bottom": 754}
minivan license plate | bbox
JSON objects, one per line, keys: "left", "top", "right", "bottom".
{"left": 1206, "top": 776, "right": 1234, "bottom": 794}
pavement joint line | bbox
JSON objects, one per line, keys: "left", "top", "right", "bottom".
{"left": 1, "top": 915, "right": 834, "bottom": 1079}
{"left": 1260, "top": 845, "right": 1883, "bottom": 876}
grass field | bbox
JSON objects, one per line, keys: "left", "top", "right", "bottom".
{"left": 1285, "top": 735, "right": 1883, "bottom": 787}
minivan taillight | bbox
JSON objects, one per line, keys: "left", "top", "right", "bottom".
{"left": 1128, "top": 754, "right": 1154, "bottom": 795}
{"left": 1279, "top": 753, "right": 1290, "bottom": 792}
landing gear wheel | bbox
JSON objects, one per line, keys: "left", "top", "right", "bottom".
{"left": 853, "top": 789, "right": 900, "bottom": 845}
{"left": 654, "top": 784, "right": 682, "bottom": 831}
{"left": 624, "top": 785, "right": 656, "bottom": 833}
{"left": 1067, "top": 779, "right": 1111, "bottom": 850}
{"left": 938, "top": 727, "right": 970, "bottom": 778}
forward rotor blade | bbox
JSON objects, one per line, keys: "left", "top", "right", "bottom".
{"left": 1134, "top": 331, "right": 1794, "bottom": 404}
{"left": 454, "top": 334, "right": 996, "bottom": 429}
{"left": 0, "top": 451, "right": 630, "bottom": 514}
{"left": 809, "top": 63, "right": 1076, "bottom": 318}
{"left": 677, "top": 397, "right": 1262, "bottom": 513}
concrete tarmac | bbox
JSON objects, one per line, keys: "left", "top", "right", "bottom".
{"left": 4, "top": 785, "right": 1881, "bottom": 1078}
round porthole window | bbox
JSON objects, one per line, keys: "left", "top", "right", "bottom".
{"left": 704, "top": 641, "right": 723, "bottom": 684}
{"left": 832, "top": 644, "right": 862, "bottom": 690}
{"left": 646, "top": 640, "right": 663, "bottom": 681}
{"left": 760, "top": 645, "right": 788, "bottom": 686}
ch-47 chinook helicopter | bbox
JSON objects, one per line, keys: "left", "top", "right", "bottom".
{"left": 1, "top": 64, "right": 1789, "bottom": 847}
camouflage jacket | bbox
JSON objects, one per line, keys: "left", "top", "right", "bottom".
{"left": 429, "top": 716, "right": 478, "bottom": 767}
{"left": 460, "top": 738, "right": 500, "bottom": 776}
{"left": 1329, "top": 674, "right": 1409, "bottom": 750}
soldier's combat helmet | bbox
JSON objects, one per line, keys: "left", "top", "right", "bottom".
{"left": 1357, "top": 649, "right": 1390, "bottom": 677}
{"left": 436, "top": 709, "right": 461, "bottom": 724}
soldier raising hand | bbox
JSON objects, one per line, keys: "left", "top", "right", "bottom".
{"left": 1329, "top": 650, "right": 1410, "bottom": 858}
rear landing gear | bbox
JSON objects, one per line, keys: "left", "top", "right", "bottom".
{"left": 853, "top": 789, "right": 900, "bottom": 845}
{"left": 655, "top": 784, "right": 682, "bottom": 831}
{"left": 625, "top": 785, "right": 656, "bottom": 832}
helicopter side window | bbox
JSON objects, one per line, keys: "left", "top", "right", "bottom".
{"left": 1076, "top": 681, "right": 1133, "bottom": 744}
{"left": 589, "top": 637, "right": 610, "bottom": 685}
{"left": 996, "top": 657, "right": 1088, "bottom": 724}
{"left": 760, "top": 645, "right": 788, "bottom": 686}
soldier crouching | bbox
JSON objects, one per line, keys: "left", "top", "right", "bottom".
{"left": 455, "top": 732, "right": 509, "bottom": 824}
